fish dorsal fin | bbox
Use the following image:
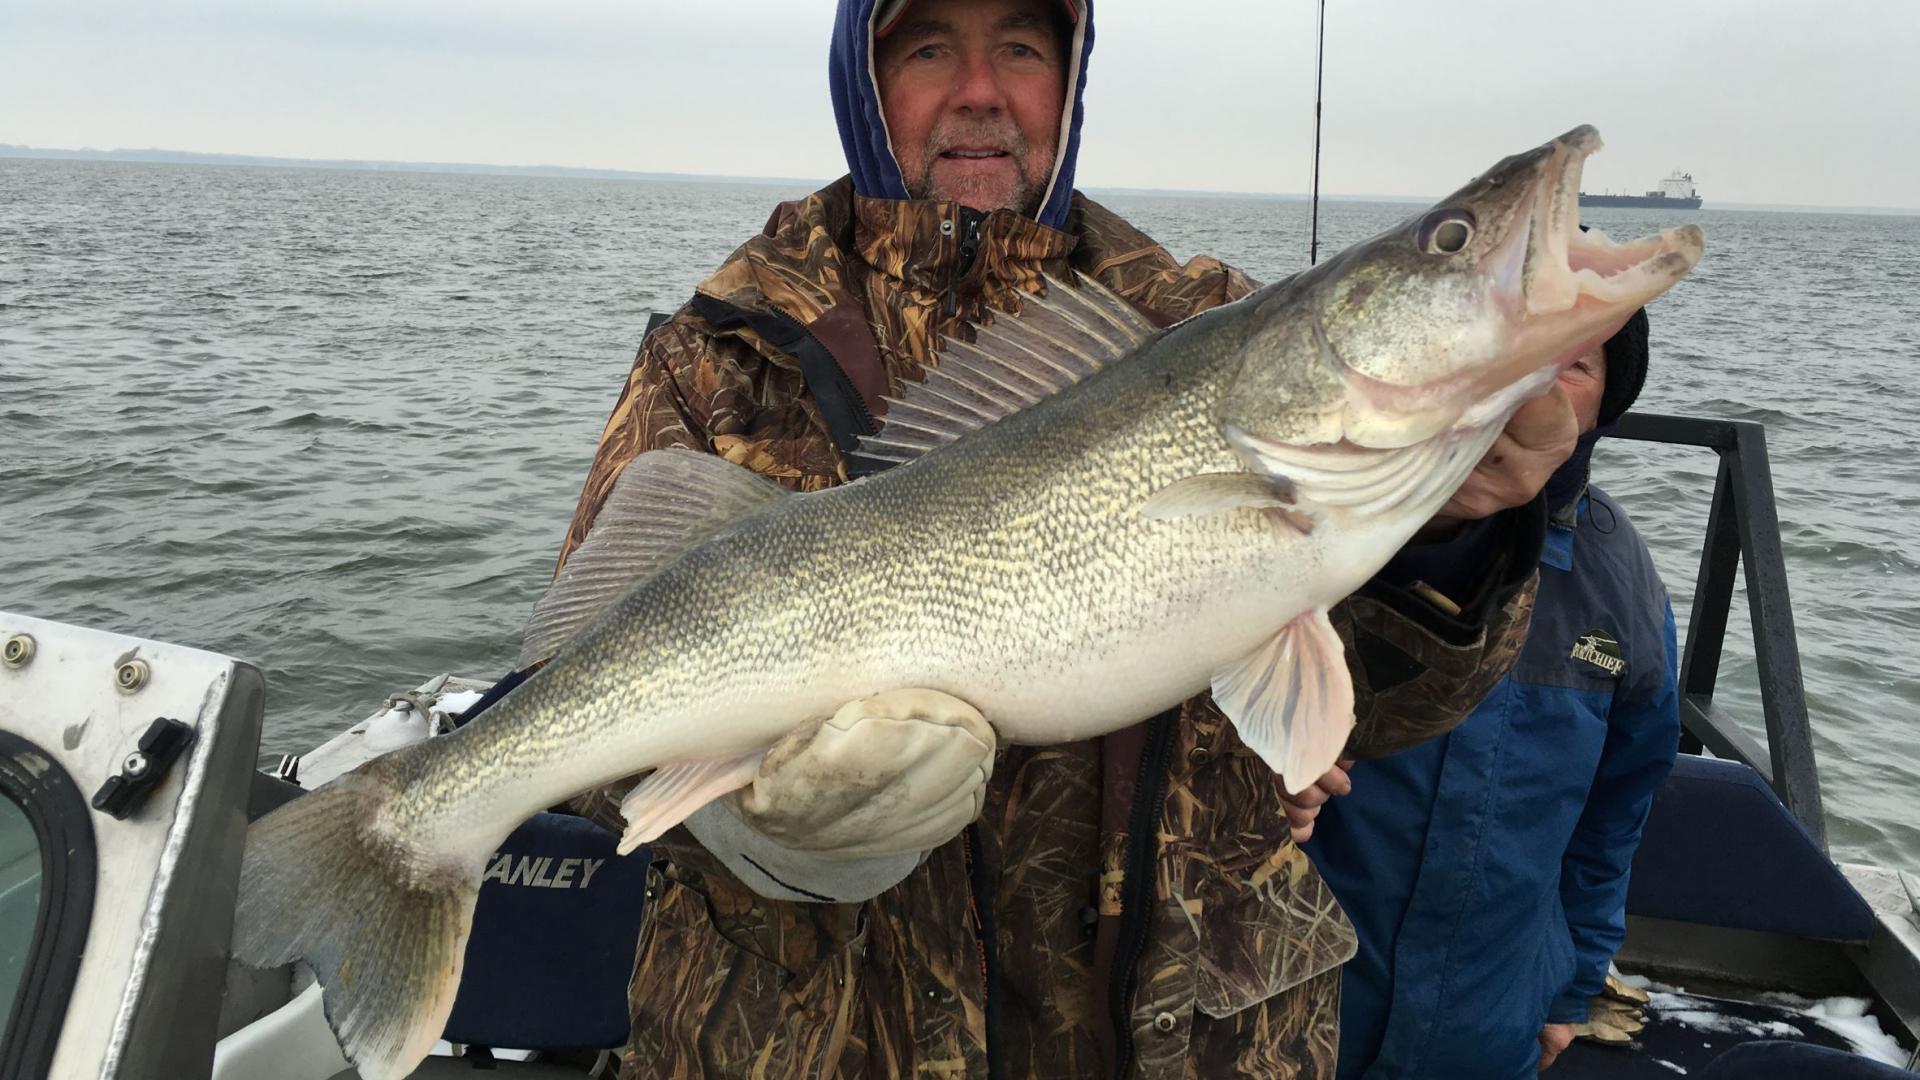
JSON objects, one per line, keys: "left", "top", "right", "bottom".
{"left": 518, "top": 448, "right": 789, "bottom": 668}
{"left": 850, "top": 274, "right": 1155, "bottom": 468}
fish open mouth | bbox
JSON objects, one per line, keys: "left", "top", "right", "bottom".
{"left": 1515, "top": 126, "right": 1705, "bottom": 319}
{"left": 1470, "top": 125, "right": 1707, "bottom": 396}
{"left": 1319, "top": 126, "right": 1706, "bottom": 451}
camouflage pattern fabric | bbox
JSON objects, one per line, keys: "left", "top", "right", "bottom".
{"left": 555, "top": 177, "right": 1536, "bottom": 1079}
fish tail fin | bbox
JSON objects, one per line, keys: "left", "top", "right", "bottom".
{"left": 232, "top": 768, "right": 480, "bottom": 1080}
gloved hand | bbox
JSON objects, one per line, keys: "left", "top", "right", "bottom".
{"left": 732, "top": 688, "right": 997, "bottom": 859}
{"left": 1572, "top": 972, "right": 1650, "bottom": 1045}
{"left": 683, "top": 689, "right": 996, "bottom": 903}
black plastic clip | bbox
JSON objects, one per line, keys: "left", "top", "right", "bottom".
{"left": 91, "top": 717, "right": 193, "bottom": 820}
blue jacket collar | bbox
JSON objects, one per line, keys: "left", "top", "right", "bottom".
{"left": 1542, "top": 492, "right": 1590, "bottom": 572}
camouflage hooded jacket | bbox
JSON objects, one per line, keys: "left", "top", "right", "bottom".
{"left": 557, "top": 178, "right": 1540, "bottom": 1080}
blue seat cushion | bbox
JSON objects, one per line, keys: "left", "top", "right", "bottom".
{"left": 1627, "top": 755, "right": 1874, "bottom": 943}
{"left": 443, "top": 812, "right": 650, "bottom": 1050}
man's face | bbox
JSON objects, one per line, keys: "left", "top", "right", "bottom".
{"left": 1559, "top": 345, "right": 1607, "bottom": 434}
{"left": 875, "top": 0, "right": 1068, "bottom": 215}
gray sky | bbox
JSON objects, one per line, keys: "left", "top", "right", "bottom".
{"left": 5, "top": 0, "right": 1917, "bottom": 208}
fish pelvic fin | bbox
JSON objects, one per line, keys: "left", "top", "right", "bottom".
{"left": 1211, "top": 607, "right": 1355, "bottom": 795}
{"left": 232, "top": 771, "right": 481, "bottom": 1080}
{"left": 617, "top": 750, "right": 766, "bottom": 856}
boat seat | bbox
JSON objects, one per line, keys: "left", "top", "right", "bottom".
{"left": 1626, "top": 754, "right": 1875, "bottom": 943}
{"left": 442, "top": 812, "right": 650, "bottom": 1052}
{"left": 1698, "top": 1040, "right": 1918, "bottom": 1078}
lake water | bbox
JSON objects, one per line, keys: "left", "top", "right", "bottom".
{"left": 2, "top": 157, "right": 1915, "bottom": 869}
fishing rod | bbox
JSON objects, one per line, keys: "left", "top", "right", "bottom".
{"left": 1309, "top": 0, "right": 1326, "bottom": 265}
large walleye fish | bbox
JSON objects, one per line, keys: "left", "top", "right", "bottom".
{"left": 234, "top": 125, "right": 1702, "bottom": 1078}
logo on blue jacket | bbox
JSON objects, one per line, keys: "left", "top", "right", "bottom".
{"left": 1570, "top": 629, "right": 1627, "bottom": 676}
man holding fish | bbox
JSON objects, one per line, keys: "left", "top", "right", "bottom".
{"left": 231, "top": 1, "right": 1704, "bottom": 1077}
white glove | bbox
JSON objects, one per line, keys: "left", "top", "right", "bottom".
{"left": 684, "top": 689, "right": 996, "bottom": 902}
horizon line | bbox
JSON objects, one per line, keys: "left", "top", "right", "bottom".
{"left": 4, "top": 142, "right": 1917, "bottom": 216}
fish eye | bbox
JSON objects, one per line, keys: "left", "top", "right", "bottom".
{"left": 1418, "top": 210, "right": 1476, "bottom": 255}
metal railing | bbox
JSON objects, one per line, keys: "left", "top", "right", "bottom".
{"left": 1609, "top": 413, "right": 1826, "bottom": 850}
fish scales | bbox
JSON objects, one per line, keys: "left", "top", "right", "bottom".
{"left": 393, "top": 302, "right": 1297, "bottom": 856}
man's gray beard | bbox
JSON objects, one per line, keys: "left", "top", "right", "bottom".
{"left": 905, "top": 122, "right": 1054, "bottom": 215}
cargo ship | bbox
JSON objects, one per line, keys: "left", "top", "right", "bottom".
{"left": 1580, "top": 169, "right": 1704, "bottom": 209}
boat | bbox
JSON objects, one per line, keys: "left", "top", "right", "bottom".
{"left": 1, "top": 411, "right": 1915, "bottom": 1078}
{"left": 1580, "top": 170, "right": 1705, "bottom": 210}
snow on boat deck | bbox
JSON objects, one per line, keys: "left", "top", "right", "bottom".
{"left": 1554, "top": 972, "right": 1911, "bottom": 1077}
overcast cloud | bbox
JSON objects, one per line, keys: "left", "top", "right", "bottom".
{"left": 4, "top": 0, "right": 1916, "bottom": 208}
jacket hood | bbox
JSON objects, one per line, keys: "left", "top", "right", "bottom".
{"left": 829, "top": 0, "right": 1094, "bottom": 230}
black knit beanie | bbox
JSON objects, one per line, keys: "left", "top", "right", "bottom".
{"left": 1598, "top": 305, "right": 1650, "bottom": 428}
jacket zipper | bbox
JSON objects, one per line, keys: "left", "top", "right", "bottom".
{"left": 796, "top": 320, "right": 878, "bottom": 438}
{"left": 1110, "top": 710, "right": 1180, "bottom": 1079}
{"left": 963, "top": 824, "right": 1004, "bottom": 1080}
{"left": 943, "top": 208, "right": 987, "bottom": 319}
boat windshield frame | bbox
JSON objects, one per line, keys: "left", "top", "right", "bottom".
{"left": 0, "top": 729, "right": 96, "bottom": 1079}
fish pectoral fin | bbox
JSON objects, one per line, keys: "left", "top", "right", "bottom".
{"left": 1210, "top": 607, "right": 1354, "bottom": 795}
{"left": 1224, "top": 424, "right": 1498, "bottom": 521}
{"left": 519, "top": 449, "right": 790, "bottom": 669}
{"left": 1140, "top": 472, "right": 1313, "bottom": 532}
{"left": 618, "top": 750, "right": 768, "bottom": 856}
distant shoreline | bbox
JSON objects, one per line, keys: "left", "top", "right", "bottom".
{"left": 4, "top": 144, "right": 1915, "bottom": 216}
{"left": 0, "top": 143, "right": 823, "bottom": 190}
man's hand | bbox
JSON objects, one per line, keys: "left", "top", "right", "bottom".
{"left": 1537, "top": 1022, "right": 1575, "bottom": 1071}
{"left": 1278, "top": 759, "right": 1354, "bottom": 843}
{"left": 1426, "top": 384, "right": 1580, "bottom": 533}
{"left": 731, "top": 689, "right": 996, "bottom": 860}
